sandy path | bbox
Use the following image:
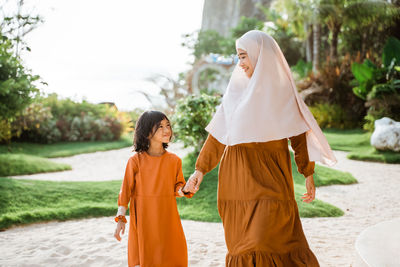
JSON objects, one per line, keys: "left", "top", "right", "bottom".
{"left": 10, "top": 143, "right": 192, "bottom": 181}
{"left": 302, "top": 151, "right": 400, "bottom": 267}
{"left": 0, "top": 218, "right": 226, "bottom": 267}
{"left": 2, "top": 148, "right": 400, "bottom": 266}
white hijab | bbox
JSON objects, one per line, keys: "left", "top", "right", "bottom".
{"left": 205, "top": 30, "right": 337, "bottom": 166}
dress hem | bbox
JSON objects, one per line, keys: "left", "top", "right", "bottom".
{"left": 226, "top": 247, "right": 319, "bottom": 267}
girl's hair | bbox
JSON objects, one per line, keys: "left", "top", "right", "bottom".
{"left": 133, "top": 110, "right": 172, "bottom": 153}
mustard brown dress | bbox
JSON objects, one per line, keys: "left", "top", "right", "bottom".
{"left": 195, "top": 132, "right": 320, "bottom": 266}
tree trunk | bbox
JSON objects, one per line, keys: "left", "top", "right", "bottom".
{"left": 330, "top": 24, "right": 341, "bottom": 63}
{"left": 305, "top": 23, "right": 313, "bottom": 63}
{"left": 313, "top": 23, "right": 321, "bottom": 72}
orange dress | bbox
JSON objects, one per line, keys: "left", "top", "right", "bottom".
{"left": 118, "top": 151, "right": 192, "bottom": 267}
{"left": 196, "top": 133, "right": 319, "bottom": 266}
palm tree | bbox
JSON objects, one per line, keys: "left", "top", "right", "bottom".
{"left": 319, "top": 0, "right": 400, "bottom": 63}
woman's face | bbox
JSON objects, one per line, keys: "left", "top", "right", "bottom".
{"left": 150, "top": 118, "right": 171, "bottom": 144}
{"left": 237, "top": 48, "right": 254, "bottom": 78}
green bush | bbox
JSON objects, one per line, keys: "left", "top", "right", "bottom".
{"left": 0, "top": 40, "right": 40, "bottom": 143}
{"left": 351, "top": 37, "right": 400, "bottom": 131}
{"left": 309, "top": 103, "right": 356, "bottom": 129}
{"left": 9, "top": 94, "right": 125, "bottom": 143}
{"left": 172, "top": 94, "right": 221, "bottom": 153}
{"left": 291, "top": 59, "right": 312, "bottom": 80}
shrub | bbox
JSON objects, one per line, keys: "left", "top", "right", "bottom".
{"left": 351, "top": 37, "right": 400, "bottom": 131}
{"left": 172, "top": 94, "right": 221, "bottom": 153}
{"left": 10, "top": 94, "right": 127, "bottom": 143}
{"left": 309, "top": 103, "right": 357, "bottom": 129}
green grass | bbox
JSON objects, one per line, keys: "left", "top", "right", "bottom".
{"left": 0, "top": 150, "right": 356, "bottom": 230}
{"left": 0, "top": 178, "right": 121, "bottom": 230}
{"left": 0, "top": 134, "right": 133, "bottom": 158}
{"left": 323, "top": 129, "right": 400, "bottom": 163}
{"left": 0, "top": 154, "right": 71, "bottom": 176}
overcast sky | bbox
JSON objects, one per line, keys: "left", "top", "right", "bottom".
{"left": 18, "top": 0, "right": 204, "bottom": 111}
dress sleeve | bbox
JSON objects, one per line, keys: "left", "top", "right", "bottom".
{"left": 175, "top": 157, "right": 194, "bottom": 198}
{"left": 195, "top": 134, "right": 226, "bottom": 175}
{"left": 289, "top": 132, "right": 315, "bottom": 178}
{"left": 118, "top": 156, "right": 138, "bottom": 208}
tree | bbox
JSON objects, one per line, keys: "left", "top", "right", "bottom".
{"left": 319, "top": 0, "right": 400, "bottom": 63}
{"left": 0, "top": 0, "right": 43, "bottom": 56}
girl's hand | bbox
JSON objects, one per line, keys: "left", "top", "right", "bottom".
{"left": 177, "top": 187, "right": 184, "bottom": 197}
{"left": 186, "top": 170, "right": 204, "bottom": 193}
{"left": 301, "top": 175, "right": 316, "bottom": 203}
{"left": 114, "top": 221, "right": 126, "bottom": 241}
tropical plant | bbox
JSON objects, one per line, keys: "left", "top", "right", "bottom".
{"left": 351, "top": 37, "right": 400, "bottom": 130}
{"left": 172, "top": 94, "right": 221, "bottom": 153}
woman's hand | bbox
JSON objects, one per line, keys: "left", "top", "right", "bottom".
{"left": 302, "top": 175, "right": 316, "bottom": 203}
{"left": 114, "top": 221, "right": 126, "bottom": 241}
{"left": 185, "top": 170, "right": 204, "bottom": 193}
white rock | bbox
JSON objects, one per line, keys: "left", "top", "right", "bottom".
{"left": 371, "top": 117, "right": 400, "bottom": 152}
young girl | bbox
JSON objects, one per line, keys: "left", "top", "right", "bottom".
{"left": 114, "top": 110, "right": 193, "bottom": 267}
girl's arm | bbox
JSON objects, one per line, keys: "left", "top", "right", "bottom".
{"left": 114, "top": 156, "right": 137, "bottom": 241}
{"left": 175, "top": 158, "right": 194, "bottom": 198}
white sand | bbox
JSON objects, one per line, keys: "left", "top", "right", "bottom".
{"left": 10, "top": 142, "right": 193, "bottom": 181}
{"left": 2, "top": 146, "right": 400, "bottom": 266}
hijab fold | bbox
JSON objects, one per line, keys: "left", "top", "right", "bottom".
{"left": 205, "top": 30, "right": 337, "bottom": 166}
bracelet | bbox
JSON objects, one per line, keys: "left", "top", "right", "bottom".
{"left": 115, "top": 215, "right": 127, "bottom": 223}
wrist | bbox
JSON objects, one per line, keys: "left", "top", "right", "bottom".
{"left": 114, "top": 215, "right": 127, "bottom": 223}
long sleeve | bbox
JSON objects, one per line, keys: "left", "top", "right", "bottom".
{"left": 175, "top": 158, "right": 194, "bottom": 198}
{"left": 289, "top": 132, "right": 315, "bottom": 178}
{"left": 195, "top": 134, "right": 226, "bottom": 175}
{"left": 118, "top": 156, "right": 138, "bottom": 209}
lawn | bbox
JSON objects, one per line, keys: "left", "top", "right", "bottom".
{"left": 323, "top": 129, "right": 400, "bottom": 163}
{"left": 0, "top": 134, "right": 133, "bottom": 176}
{"left": 0, "top": 154, "right": 71, "bottom": 176}
{"left": 0, "top": 134, "right": 133, "bottom": 158}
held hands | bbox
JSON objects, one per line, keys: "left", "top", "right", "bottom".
{"left": 183, "top": 170, "right": 204, "bottom": 193}
{"left": 302, "top": 175, "right": 316, "bottom": 203}
{"left": 114, "top": 221, "right": 126, "bottom": 241}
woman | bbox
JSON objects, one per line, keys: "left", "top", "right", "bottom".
{"left": 184, "top": 31, "right": 337, "bottom": 266}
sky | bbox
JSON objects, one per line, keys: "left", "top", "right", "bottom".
{"left": 17, "top": 0, "right": 204, "bottom": 111}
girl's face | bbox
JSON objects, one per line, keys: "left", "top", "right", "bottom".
{"left": 149, "top": 118, "right": 171, "bottom": 144}
{"left": 237, "top": 48, "right": 254, "bottom": 78}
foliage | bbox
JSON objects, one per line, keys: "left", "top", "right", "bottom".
{"left": 4, "top": 94, "right": 129, "bottom": 144}
{"left": 351, "top": 37, "right": 400, "bottom": 130}
{"left": 172, "top": 94, "right": 221, "bottom": 153}
{"left": 291, "top": 59, "right": 313, "bottom": 79}
{"left": 0, "top": 0, "right": 43, "bottom": 56}
{"left": 298, "top": 53, "right": 366, "bottom": 128}
{"left": 309, "top": 103, "right": 356, "bottom": 129}
{"left": 0, "top": 39, "right": 39, "bottom": 118}
{"left": 182, "top": 16, "right": 265, "bottom": 61}
{"left": 262, "top": 7, "right": 305, "bottom": 65}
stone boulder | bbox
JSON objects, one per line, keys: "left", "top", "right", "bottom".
{"left": 371, "top": 117, "right": 400, "bottom": 152}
